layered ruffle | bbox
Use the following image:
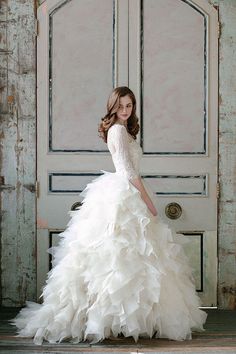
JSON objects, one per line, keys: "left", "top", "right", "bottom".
{"left": 11, "top": 170, "right": 207, "bottom": 345}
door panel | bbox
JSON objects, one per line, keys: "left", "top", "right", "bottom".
{"left": 143, "top": 0, "right": 206, "bottom": 154}
{"left": 49, "top": 0, "right": 114, "bottom": 152}
{"left": 37, "top": 0, "right": 218, "bottom": 306}
{"left": 37, "top": 0, "right": 116, "bottom": 296}
{"left": 128, "top": 0, "right": 218, "bottom": 306}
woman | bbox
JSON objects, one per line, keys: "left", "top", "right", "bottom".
{"left": 11, "top": 86, "right": 207, "bottom": 345}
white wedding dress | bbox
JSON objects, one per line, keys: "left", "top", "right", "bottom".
{"left": 11, "top": 123, "right": 207, "bottom": 345}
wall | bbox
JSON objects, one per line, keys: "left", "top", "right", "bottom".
{"left": 0, "top": 0, "right": 235, "bottom": 308}
{"left": 0, "top": 0, "right": 36, "bottom": 306}
{"left": 210, "top": 0, "right": 236, "bottom": 309}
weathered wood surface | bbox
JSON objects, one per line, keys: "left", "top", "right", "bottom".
{"left": 0, "top": 0, "right": 36, "bottom": 306}
{"left": 0, "top": 308, "right": 236, "bottom": 353}
{"left": 209, "top": 0, "right": 236, "bottom": 310}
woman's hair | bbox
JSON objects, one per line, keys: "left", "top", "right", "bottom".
{"left": 98, "top": 86, "right": 139, "bottom": 143}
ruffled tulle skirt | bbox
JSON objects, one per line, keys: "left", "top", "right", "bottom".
{"left": 11, "top": 170, "right": 207, "bottom": 345}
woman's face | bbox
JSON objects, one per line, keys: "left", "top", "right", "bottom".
{"left": 116, "top": 95, "right": 133, "bottom": 123}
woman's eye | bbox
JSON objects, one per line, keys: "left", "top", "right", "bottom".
{"left": 118, "top": 105, "right": 132, "bottom": 109}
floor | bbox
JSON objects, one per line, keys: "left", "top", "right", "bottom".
{"left": 0, "top": 308, "right": 236, "bottom": 353}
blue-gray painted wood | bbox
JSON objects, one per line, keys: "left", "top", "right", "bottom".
{"left": 0, "top": 0, "right": 36, "bottom": 306}
{"left": 209, "top": 0, "right": 236, "bottom": 310}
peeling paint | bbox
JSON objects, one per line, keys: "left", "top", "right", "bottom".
{"left": 222, "top": 286, "right": 236, "bottom": 295}
{"left": 221, "top": 286, "right": 236, "bottom": 310}
{"left": 0, "top": 0, "right": 236, "bottom": 309}
{"left": 37, "top": 218, "right": 48, "bottom": 229}
{"left": 213, "top": 0, "right": 236, "bottom": 310}
{"left": 0, "top": 0, "right": 36, "bottom": 306}
{"left": 23, "top": 183, "right": 35, "bottom": 193}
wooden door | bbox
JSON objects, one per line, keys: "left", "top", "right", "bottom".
{"left": 128, "top": 0, "right": 218, "bottom": 306}
{"left": 37, "top": 0, "right": 116, "bottom": 296}
{"left": 37, "top": 0, "right": 218, "bottom": 306}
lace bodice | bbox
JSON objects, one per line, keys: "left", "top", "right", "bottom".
{"left": 107, "top": 124, "right": 142, "bottom": 180}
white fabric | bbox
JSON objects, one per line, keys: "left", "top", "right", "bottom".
{"left": 107, "top": 124, "right": 141, "bottom": 180}
{"left": 11, "top": 123, "right": 207, "bottom": 345}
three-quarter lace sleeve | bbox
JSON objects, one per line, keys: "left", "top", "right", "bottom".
{"left": 107, "top": 124, "right": 139, "bottom": 181}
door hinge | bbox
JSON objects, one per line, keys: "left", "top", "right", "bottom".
{"left": 218, "top": 21, "right": 221, "bottom": 39}
{"left": 35, "top": 181, "right": 40, "bottom": 198}
{"left": 216, "top": 181, "right": 220, "bottom": 199}
{"left": 35, "top": 18, "right": 39, "bottom": 37}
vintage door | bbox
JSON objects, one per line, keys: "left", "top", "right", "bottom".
{"left": 37, "top": 0, "right": 218, "bottom": 306}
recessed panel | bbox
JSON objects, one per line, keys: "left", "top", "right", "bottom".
{"left": 143, "top": 175, "right": 207, "bottom": 196}
{"left": 142, "top": 0, "right": 207, "bottom": 154}
{"left": 49, "top": 0, "right": 114, "bottom": 152}
{"left": 48, "top": 172, "right": 102, "bottom": 193}
{"left": 181, "top": 233, "right": 203, "bottom": 292}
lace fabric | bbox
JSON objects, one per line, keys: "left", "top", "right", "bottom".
{"left": 107, "top": 124, "right": 141, "bottom": 180}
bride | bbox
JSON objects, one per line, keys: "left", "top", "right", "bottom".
{"left": 11, "top": 86, "right": 207, "bottom": 345}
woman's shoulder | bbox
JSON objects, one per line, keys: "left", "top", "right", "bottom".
{"left": 108, "top": 123, "right": 127, "bottom": 135}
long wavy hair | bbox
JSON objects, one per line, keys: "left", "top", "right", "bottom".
{"left": 98, "top": 86, "right": 139, "bottom": 143}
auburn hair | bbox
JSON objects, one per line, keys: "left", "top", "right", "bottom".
{"left": 98, "top": 86, "right": 139, "bottom": 143}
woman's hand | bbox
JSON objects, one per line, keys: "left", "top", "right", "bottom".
{"left": 149, "top": 204, "right": 158, "bottom": 217}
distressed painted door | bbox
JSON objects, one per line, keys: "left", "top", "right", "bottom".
{"left": 37, "top": 0, "right": 218, "bottom": 306}
{"left": 36, "top": 0, "right": 118, "bottom": 296}
{"left": 128, "top": 0, "right": 218, "bottom": 306}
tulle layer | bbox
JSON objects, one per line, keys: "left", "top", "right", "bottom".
{"left": 11, "top": 170, "right": 207, "bottom": 345}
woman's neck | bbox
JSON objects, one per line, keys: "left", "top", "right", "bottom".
{"left": 116, "top": 119, "right": 127, "bottom": 127}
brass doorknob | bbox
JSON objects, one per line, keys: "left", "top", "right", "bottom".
{"left": 165, "top": 202, "right": 182, "bottom": 219}
{"left": 71, "top": 201, "right": 82, "bottom": 211}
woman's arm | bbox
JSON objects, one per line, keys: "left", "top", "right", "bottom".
{"left": 131, "top": 176, "right": 158, "bottom": 216}
{"left": 107, "top": 125, "right": 158, "bottom": 216}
